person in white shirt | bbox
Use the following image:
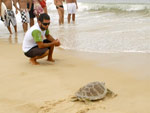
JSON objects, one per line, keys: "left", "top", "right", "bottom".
{"left": 22, "top": 13, "right": 60, "bottom": 65}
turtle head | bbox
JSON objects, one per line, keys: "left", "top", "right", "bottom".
{"left": 106, "top": 88, "right": 117, "bottom": 98}
{"left": 101, "top": 82, "right": 105, "bottom": 86}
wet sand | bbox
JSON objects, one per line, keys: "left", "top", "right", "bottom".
{"left": 0, "top": 40, "right": 150, "bottom": 113}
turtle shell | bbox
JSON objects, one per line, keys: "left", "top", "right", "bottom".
{"left": 75, "top": 81, "right": 107, "bottom": 101}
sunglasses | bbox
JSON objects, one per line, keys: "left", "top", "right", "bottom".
{"left": 42, "top": 22, "right": 50, "bottom": 26}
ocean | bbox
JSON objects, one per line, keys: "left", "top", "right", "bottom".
{"left": 0, "top": 0, "right": 150, "bottom": 53}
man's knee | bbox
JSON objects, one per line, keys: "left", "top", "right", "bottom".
{"left": 45, "top": 50, "right": 49, "bottom": 55}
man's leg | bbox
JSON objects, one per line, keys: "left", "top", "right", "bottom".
{"left": 72, "top": 14, "right": 75, "bottom": 22}
{"left": 28, "top": 3, "right": 35, "bottom": 27}
{"left": 23, "top": 23, "right": 28, "bottom": 33}
{"left": 47, "top": 45, "right": 55, "bottom": 62}
{"left": 30, "top": 50, "right": 49, "bottom": 65}
{"left": 43, "top": 39, "right": 55, "bottom": 62}
{"left": 62, "top": 8, "right": 64, "bottom": 24}
{"left": 7, "top": 26, "right": 12, "bottom": 34}
{"left": 14, "top": 25, "right": 17, "bottom": 33}
{"left": 57, "top": 9, "right": 62, "bottom": 25}
{"left": 30, "top": 18, "right": 34, "bottom": 27}
{"left": 68, "top": 14, "right": 71, "bottom": 23}
{"left": 44, "top": 7, "right": 47, "bottom": 13}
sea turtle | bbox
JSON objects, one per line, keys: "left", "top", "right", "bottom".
{"left": 71, "top": 81, "right": 117, "bottom": 102}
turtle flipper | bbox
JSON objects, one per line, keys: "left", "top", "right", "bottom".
{"left": 70, "top": 96, "right": 79, "bottom": 102}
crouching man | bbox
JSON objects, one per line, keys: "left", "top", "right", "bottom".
{"left": 22, "top": 13, "right": 60, "bottom": 65}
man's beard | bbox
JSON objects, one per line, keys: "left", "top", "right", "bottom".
{"left": 40, "top": 25, "right": 48, "bottom": 30}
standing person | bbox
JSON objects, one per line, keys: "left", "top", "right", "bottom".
{"left": 22, "top": 13, "right": 61, "bottom": 65}
{"left": 39, "top": 0, "right": 47, "bottom": 13}
{"left": 54, "top": 0, "right": 64, "bottom": 25}
{"left": 17, "top": 0, "right": 30, "bottom": 33}
{"left": 66, "top": 0, "right": 78, "bottom": 23}
{"left": 27, "top": 0, "right": 35, "bottom": 27}
{"left": 0, "top": 0, "right": 18, "bottom": 34}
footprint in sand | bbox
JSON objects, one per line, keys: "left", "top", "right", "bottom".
{"left": 76, "top": 105, "right": 106, "bottom": 113}
{"left": 38, "top": 99, "right": 66, "bottom": 113}
{"left": 16, "top": 103, "right": 39, "bottom": 113}
{"left": 76, "top": 107, "right": 90, "bottom": 113}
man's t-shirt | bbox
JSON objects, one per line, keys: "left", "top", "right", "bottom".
{"left": 22, "top": 23, "right": 49, "bottom": 52}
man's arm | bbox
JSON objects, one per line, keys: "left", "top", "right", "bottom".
{"left": 36, "top": 36, "right": 60, "bottom": 48}
{"left": 75, "top": 0, "right": 78, "bottom": 9}
{"left": 13, "top": 0, "right": 19, "bottom": 14}
{"left": 36, "top": 41, "right": 57, "bottom": 48}
{"left": 45, "top": 29, "right": 56, "bottom": 42}
{"left": 45, "top": 34, "right": 61, "bottom": 47}
{"left": 45, "top": 34, "right": 55, "bottom": 42}
{"left": 32, "top": 30, "right": 60, "bottom": 49}
{"left": 17, "top": 0, "right": 22, "bottom": 11}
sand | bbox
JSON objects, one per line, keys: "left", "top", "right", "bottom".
{"left": 0, "top": 40, "right": 150, "bottom": 113}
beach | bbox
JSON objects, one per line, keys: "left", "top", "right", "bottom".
{"left": 0, "top": 0, "right": 150, "bottom": 112}
{"left": 0, "top": 40, "right": 150, "bottom": 113}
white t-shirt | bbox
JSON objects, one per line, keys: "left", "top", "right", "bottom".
{"left": 22, "top": 23, "right": 47, "bottom": 52}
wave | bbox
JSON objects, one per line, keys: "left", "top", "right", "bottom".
{"left": 46, "top": 1, "right": 150, "bottom": 15}
{"left": 77, "top": 3, "right": 150, "bottom": 14}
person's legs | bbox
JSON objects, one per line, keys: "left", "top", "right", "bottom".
{"left": 22, "top": 23, "right": 28, "bottom": 33}
{"left": 30, "top": 18, "right": 34, "bottom": 27}
{"left": 5, "top": 11, "right": 12, "bottom": 34}
{"left": 21, "top": 10, "right": 29, "bottom": 32}
{"left": 60, "top": 8, "right": 64, "bottom": 25}
{"left": 62, "top": 8, "right": 64, "bottom": 24}
{"left": 30, "top": 50, "right": 49, "bottom": 65}
{"left": 72, "top": 14, "right": 75, "bottom": 22}
{"left": 47, "top": 45, "right": 55, "bottom": 62}
{"left": 28, "top": 3, "right": 35, "bottom": 27}
{"left": 7, "top": 26, "right": 12, "bottom": 34}
{"left": 9, "top": 10, "right": 17, "bottom": 33}
{"left": 14, "top": 25, "right": 17, "bottom": 33}
{"left": 71, "top": 3, "right": 76, "bottom": 23}
{"left": 67, "top": 3, "right": 73, "bottom": 24}
{"left": 57, "top": 7, "right": 64, "bottom": 25}
{"left": 57, "top": 9, "right": 62, "bottom": 25}
{"left": 68, "top": 14, "right": 71, "bottom": 24}
{"left": 43, "top": 7, "right": 47, "bottom": 13}
{"left": 25, "top": 39, "right": 55, "bottom": 65}
{"left": 11, "top": 17, "right": 17, "bottom": 33}
{"left": 30, "top": 45, "right": 55, "bottom": 64}
{"left": 43, "top": 39, "right": 55, "bottom": 62}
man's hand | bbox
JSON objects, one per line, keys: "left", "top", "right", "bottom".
{"left": 54, "top": 39, "right": 61, "bottom": 46}
{"left": 76, "top": 5, "right": 78, "bottom": 9}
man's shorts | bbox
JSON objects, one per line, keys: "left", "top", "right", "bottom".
{"left": 4, "top": 10, "right": 17, "bottom": 27}
{"left": 24, "top": 39, "right": 51, "bottom": 58}
{"left": 67, "top": 3, "right": 76, "bottom": 14}
{"left": 27, "top": 3, "right": 35, "bottom": 18}
{"left": 21, "top": 9, "right": 30, "bottom": 23}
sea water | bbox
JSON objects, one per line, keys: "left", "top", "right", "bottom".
{"left": 0, "top": 0, "right": 150, "bottom": 53}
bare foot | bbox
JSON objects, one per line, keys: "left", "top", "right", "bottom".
{"left": 30, "top": 59, "right": 39, "bottom": 65}
{"left": 47, "top": 58, "right": 55, "bottom": 62}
